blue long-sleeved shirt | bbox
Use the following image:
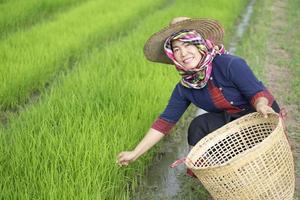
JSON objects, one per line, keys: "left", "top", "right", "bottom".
{"left": 152, "top": 54, "right": 274, "bottom": 134}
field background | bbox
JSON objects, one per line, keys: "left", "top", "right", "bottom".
{"left": 1, "top": 0, "right": 299, "bottom": 199}
{"left": 236, "top": 0, "right": 300, "bottom": 198}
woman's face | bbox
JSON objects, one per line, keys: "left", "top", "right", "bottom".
{"left": 172, "top": 40, "right": 202, "bottom": 69}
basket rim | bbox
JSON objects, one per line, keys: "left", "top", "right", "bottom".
{"left": 186, "top": 112, "right": 282, "bottom": 170}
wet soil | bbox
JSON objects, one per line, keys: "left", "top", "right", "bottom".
{"left": 132, "top": 105, "right": 211, "bottom": 200}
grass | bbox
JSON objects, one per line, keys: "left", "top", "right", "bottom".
{"left": 0, "top": 0, "right": 164, "bottom": 111}
{"left": 0, "top": 0, "right": 88, "bottom": 39}
{"left": 0, "top": 0, "right": 248, "bottom": 199}
{"left": 284, "top": 0, "right": 300, "bottom": 198}
{"left": 236, "top": 0, "right": 300, "bottom": 198}
{"left": 235, "top": 0, "right": 271, "bottom": 79}
{"left": 286, "top": 0, "right": 300, "bottom": 101}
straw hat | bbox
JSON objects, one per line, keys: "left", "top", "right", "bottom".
{"left": 144, "top": 17, "right": 224, "bottom": 65}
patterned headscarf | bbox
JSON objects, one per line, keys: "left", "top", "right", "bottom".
{"left": 164, "top": 29, "right": 226, "bottom": 89}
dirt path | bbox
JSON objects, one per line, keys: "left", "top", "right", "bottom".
{"left": 264, "top": 0, "right": 300, "bottom": 198}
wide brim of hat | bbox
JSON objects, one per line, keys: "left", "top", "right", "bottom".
{"left": 144, "top": 18, "right": 224, "bottom": 65}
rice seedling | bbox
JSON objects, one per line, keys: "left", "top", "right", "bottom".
{"left": 0, "top": 0, "right": 248, "bottom": 199}
{"left": 0, "top": 0, "right": 88, "bottom": 39}
{"left": 0, "top": 0, "right": 164, "bottom": 110}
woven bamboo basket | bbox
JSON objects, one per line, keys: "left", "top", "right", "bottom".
{"left": 186, "top": 112, "right": 295, "bottom": 200}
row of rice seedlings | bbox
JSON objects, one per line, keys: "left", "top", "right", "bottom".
{"left": 0, "top": 0, "right": 9, "bottom": 4}
{"left": 0, "top": 0, "right": 88, "bottom": 39}
{"left": 0, "top": 0, "right": 164, "bottom": 111}
{"left": 0, "top": 0, "right": 248, "bottom": 199}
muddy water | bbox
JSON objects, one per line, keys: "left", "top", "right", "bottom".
{"left": 132, "top": 106, "right": 206, "bottom": 200}
{"left": 132, "top": 1, "right": 256, "bottom": 199}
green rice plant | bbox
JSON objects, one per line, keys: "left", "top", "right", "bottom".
{"left": 0, "top": 0, "right": 88, "bottom": 39}
{"left": 0, "top": 0, "right": 247, "bottom": 199}
{"left": 0, "top": 0, "right": 164, "bottom": 111}
{"left": 0, "top": 0, "right": 10, "bottom": 4}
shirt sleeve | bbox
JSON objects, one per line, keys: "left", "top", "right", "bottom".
{"left": 151, "top": 84, "right": 191, "bottom": 135}
{"left": 228, "top": 57, "right": 274, "bottom": 107}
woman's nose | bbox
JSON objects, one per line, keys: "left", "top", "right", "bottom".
{"left": 180, "top": 47, "right": 188, "bottom": 57}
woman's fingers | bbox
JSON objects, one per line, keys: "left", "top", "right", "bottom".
{"left": 117, "top": 160, "right": 128, "bottom": 166}
{"left": 117, "top": 152, "right": 129, "bottom": 163}
{"left": 116, "top": 152, "right": 125, "bottom": 166}
{"left": 264, "top": 107, "right": 275, "bottom": 116}
{"left": 116, "top": 151, "right": 135, "bottom": 166}
{"left": 117, "top": 152, "right": 125, "bottom": 160}
{"left": 121, "top": 162, "right": 129, "bottom": 166}
{"left": 257, "top": 105, "right": 276, "bottom": 118}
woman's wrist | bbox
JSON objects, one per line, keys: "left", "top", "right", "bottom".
{"left": 132, "top": 128, "right": 165, "bottom": 160}
{"left": 254, "top": 97, "right": 268, "bottom": 111}
{"left": 132, "top": 148, "right": 142, "bottom": 161}
{"left": 254, "top": 97, "right": 275, "bottom": 118}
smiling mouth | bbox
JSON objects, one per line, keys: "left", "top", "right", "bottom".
{"left": 183, "top": 57, "right": 194, "bottom": 64}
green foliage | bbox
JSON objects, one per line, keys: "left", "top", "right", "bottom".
{"left": 0, "top": 0, "right": 164, "bottom": 110}
{"left": 0, "top": 0, "right": 88, "bottom": 39}
{"left": 0, "top": 0, "right": 248, "bottom": 199}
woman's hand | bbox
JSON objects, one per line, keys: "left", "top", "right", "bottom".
{"left": 256, "top": 104, "right": 275, "bottom": 118}
{"left": 254, "top": 97, "right": 275, "bottom": 118}
{"left": 116, "top": 128, "right": 165, "bottom": 167}
{"left": 117, "top": 151, "right": 138, "bottom": 166}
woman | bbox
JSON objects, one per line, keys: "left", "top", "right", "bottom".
{"left": 116, "top": 17, "right": 280, "bottom": 171}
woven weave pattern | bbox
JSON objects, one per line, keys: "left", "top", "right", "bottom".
{"left": 186, "top": 113, "right": 295, "bottom": 200}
